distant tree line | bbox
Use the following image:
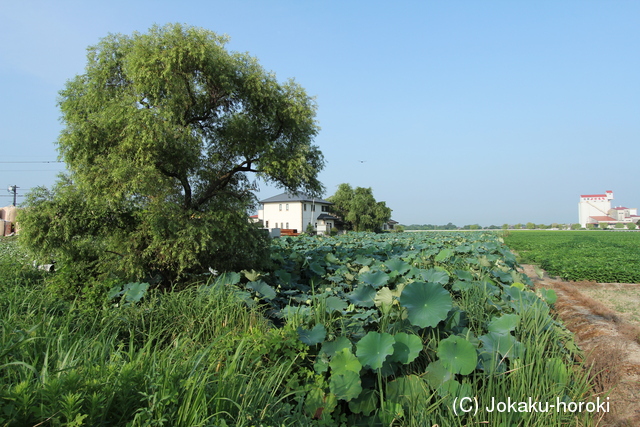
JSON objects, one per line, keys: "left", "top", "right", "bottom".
{"left": 401, "top": 223, "right": 598, "bottom": 230}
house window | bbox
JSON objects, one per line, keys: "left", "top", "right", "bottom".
{"left": 279, "top": 204, "right": 282, "bottom": 211}
{"left": 321, "top": 205, "right": 329, "bottom": 212}
{"left": 311, "top": 205, "right": 316, "bottom": 212}
{"left": 286, "top": 204, "right": 289, "bottom": 211}
{"left": 266, "top": 220, "right": 269, "bottom": 228}
{"left": 304, "top": 204, "right": 307, "bottom": 211}
{"left": 286, "top": 222, "right": 289, "bottom": 228}
{"left": 281, "top": 222, "right": 284, "bottom": 229}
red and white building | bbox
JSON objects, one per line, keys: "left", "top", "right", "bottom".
{"left": 578, "top": 191, "right": 639, "bottom": 228}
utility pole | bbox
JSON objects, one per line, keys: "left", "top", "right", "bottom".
{"left": 7, "top": 185, "right": 18, "bottom": 206}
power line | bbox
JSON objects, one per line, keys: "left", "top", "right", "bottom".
{"left": 0, "top": 161, "right": 63, "bottom": 164}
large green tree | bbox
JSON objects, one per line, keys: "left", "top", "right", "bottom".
{"left": 20, "top": 23, "right": 324, "bottom": 291}
{"left": 328, "top": 184, "right": 392, "bottom": 232}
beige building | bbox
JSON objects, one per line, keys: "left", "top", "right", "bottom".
{"left": 0, "top": 205, "right": 18, "bottom": 236}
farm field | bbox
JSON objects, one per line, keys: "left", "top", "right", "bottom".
{"left": 503, "top": 230, "right": 640, "bottom": 283}
{"left": 506, "top": 231, "right": 640, "bottom": 425}
{"left": 1, "top": 232, "right": 601, "bottom": 426}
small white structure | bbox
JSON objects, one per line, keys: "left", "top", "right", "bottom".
{"left": 578, "top": 191, "right": 639, "bottom": 228}
{"left": 258, "top": 192, "right": 339, "bottom": 235}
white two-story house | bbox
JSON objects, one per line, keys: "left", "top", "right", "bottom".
{"left": 257, "top": 192, "right": 339, "bottom": 235}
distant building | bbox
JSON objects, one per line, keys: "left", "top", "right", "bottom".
{"left": 578, "top": 191, "right": 639, "bottom": 228}
{"left": 0, "top": 205, "right": 18, "bottom": 236}
{"left": 258, "top": 192, "right": 339, "bottom": 235}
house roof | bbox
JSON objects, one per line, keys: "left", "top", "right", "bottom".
{"left": 589, "top": 216, "right": 617, "bottom": 222}
{"left": 612, "top": 207, "right": 629, "bottom": 210}
{"left": 581, "top": 190, "right": 613, "bottom": 198}
{"left": 260, "top": 192, "right": 332, "bottom": 204}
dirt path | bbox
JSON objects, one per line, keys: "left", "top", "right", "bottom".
{"left": 520, "top": 265, "right": 640, "bottom": 426}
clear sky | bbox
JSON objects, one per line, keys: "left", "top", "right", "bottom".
{"left": 1, "top": 1, "right": 638, "bottom": 226}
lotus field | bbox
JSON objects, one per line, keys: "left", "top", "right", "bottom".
{"left": 218, "top": 231, "right": 593, "bottom": 425}
{"left": 1, "top": 232, "right": 597, "bottom": 426}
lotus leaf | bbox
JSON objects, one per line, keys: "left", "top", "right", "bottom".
{"left": 246, "top": 280, "right": 276, "bottom": 300}
{"left": 305, "top": 387, "right": 337, "bottom": 420}
{"left": 325, "top": 296, "right": 347, "bottom": 313}
{"left": 437, "top": 335, "right": 477, "bottom": 375}
{"left": 314, "top": 351, "right": 330, "bottom": 374}
{"left": 538, "top": 288, "right": 558, "bottom": 305}
{"left": 487, "top": 313, "right": 520, "bottom": 334}
{"left": 398, "top": 281, "right": 452, "bottom": 328}
{"left": 359, "top": 270, "right": 389, "bottom": 288}
{"left": 330, "top": 348, "right": 362, "bottom": 375}
{"left": 298, "top": 323, "right": 327, "bottom": 346}
{"left": 348, "top": 388, "right": 377, "bottom": 416}
{"left": 478, "top": 256, "right": 492, "bottom": 267}
{"left": 386, "top": 375, "right": 427, "bottom": 405}
{"left": 418, "top": 268, "right": 450, "bottom": 285}
{"left": 115, "top": 282, "right": 150, "bottom": 303}
{"left": 385, "top": 258, "right": 411, "bottom": 275}
{"left": 354, "top": 254, "right": 373, "bottom": 266}
{"left": 242, "top": 269, "right": 262, "bottom": 282}
{"left": 274, "top": 269, "right": 291, "bottom": 284}
{"left": 434, "top": 248, "right": 453, "bottom": 262}
{"left": 356, "top": 331, "right": 395, "bottom": 370}
{"left": 309, "top": 262, "right": 325, "bottom": 276}
{"left": 452, "top": 280, "right": 473, "bottom": 291}
{"left": 479, "top": 332, "right": 524, "bottom": 359}
{"left": 321, "top": 336, "right": 352, "bottom": 357}
{"left": 389, "top": 332, "right": 422, "bottom": 364}
{"left": 215, "top": 271, "right": 241, "bottom": 286}
{"left": 374, "top": 287, "right": 394, "bottom": 310}
{"left": 477, "top": 350, "right": 506, "bottom": 374}
{"left": 445, "top": 308, "right": 468, "bottom": 331}
{"left": 347, "top": 284, "right": 376, "bottom": 307}
{"left": 454, "top": 269, "right": 474, "bottom": 281}
{"left": 424, "top": 360, "right": 453, "bottom": 389}
{"left": 325, "top": 253, "right": 340, "bottom": 264}
{"left": 281, "top": 304, "right": 311, "bottom": 320}
{"left": 329, "top": 370, "right": 362, "bottom": 401}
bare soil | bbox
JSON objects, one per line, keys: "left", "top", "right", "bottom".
{"left": 521, "top": 265, "right": 640, "bottom": 427}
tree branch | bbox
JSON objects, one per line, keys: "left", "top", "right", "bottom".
{"left": 156, "top": 163, "right": 193, "bottom": 209}
{"left": 193, "top": 158, "right": 259, "bottom": 209}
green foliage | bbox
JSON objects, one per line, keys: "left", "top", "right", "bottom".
{"left": 1, "top": 233, "right": 596, "bottom": 426}
{"left": 19, "top": 23, "right": 324, "bottom": 294}
{"left": 505, "top": 230, "right": 640, "bottom": 282}
{"left": 222, "top": 232, "right": 592, "bottom": 424}
{"left": 328, "top": 183, "right": 391, "bottom": 232}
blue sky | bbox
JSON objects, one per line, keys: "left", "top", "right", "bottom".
{"left": 1, "top": 1, "right": 638, "bottom": 226}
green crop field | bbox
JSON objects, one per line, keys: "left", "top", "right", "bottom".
{"left": 504, "top": 230, "right": 640, "bottom": 283}
{"left": 1, "top": 232, "right": 600, "bottom": 426}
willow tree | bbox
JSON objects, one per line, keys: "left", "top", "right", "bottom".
{"left": 20, "top": 24, "right": 324, "bottom": 291}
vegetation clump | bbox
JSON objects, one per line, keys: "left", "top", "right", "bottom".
{"left": 18, "top": 23, "right": 324, "bottom": 297}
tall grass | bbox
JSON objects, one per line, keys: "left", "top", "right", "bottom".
{"left": 0, "top": 239, "right": 311, "bottom": 426}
